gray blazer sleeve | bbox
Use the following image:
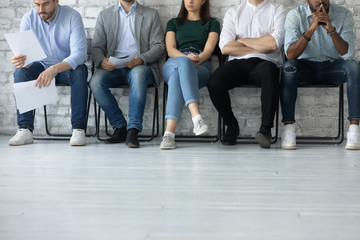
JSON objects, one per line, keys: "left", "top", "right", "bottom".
{"left": 137, "top": 9, "right": 165, "bottom": 66}
{"left": 91, "top": 10, "right": 109, "bottom": 68}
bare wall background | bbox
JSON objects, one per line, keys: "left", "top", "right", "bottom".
{"left": 0, "top": 0, "right": 359, "bottom": 137}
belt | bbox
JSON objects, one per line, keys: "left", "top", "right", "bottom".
{"left": 179, "top": 48, "right": 201, "bottom": 54}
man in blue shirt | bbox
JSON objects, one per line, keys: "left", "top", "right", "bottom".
{"left": 280, "top": 0, "right": 360, "bottom": 150}
{"left": 90, "top": 0, "right": 164, "bottom": 148}
{"left": 9, "top": 0, "right": 88, "bottom": 146}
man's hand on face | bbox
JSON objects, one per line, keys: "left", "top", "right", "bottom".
{"left": 100, "top": 58, "right": 116, "bottom": 72}
{"left": 311, "top": 4, "right": 334, "bottom": 32}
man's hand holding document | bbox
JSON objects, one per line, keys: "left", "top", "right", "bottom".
{"left": 5, "top": 30, "right": 58, "bottom": 113}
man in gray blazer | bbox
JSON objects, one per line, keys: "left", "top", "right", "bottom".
{"left": 90, "top": 0, "right": 164, "bottom": 148}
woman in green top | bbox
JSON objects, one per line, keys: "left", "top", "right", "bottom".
{"left": 160, "top": 0, "right": 220, "bottom": 150}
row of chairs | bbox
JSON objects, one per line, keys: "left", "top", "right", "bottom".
{"left": 35, "top": 39, "right": 345, "bottom": 144}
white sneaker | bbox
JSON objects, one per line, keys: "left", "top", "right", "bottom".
{"left": 193, "top": 118, "right": 209, "bottom": 136}
{"left": 345, "top": 125, "right": 360, "bottom": 150}
{"left": 160, "top": 135, "right": 177, "bottom": 150}
{"left": 70, "top": 129, "right": 86, "bottom": 146}
{"left": 9, "top": 128, "right": 34, "bottom": 146}
{"left": 281, "top": 124, "right": 296, "bottom": 150}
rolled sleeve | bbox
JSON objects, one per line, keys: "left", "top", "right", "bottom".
{"left": 271, "top": 5, "right": 286, "bottom": 49}
{"left": 62, "top": 13, "right": 87, "bottom": 69}
{"left": 338, "top": 11, "right": 355, "bottom": 60}
{"left": 284, "top": 9, "right": 301, "bottom": 57}
{"left": 219, "top": 8, "right": 237, "bottom": 50}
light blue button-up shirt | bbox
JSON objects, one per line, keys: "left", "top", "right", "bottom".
{"left": 284, "top": 3, "right": 355, "bottom": 62}
{"left": 20, "top": 5, "right": 87, "bottom": 70}
{"left": 113, "top": 1, "right": 138, "bottom": 58}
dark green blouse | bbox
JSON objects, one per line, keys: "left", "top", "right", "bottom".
{"left": 166, "top": 18, "right": 220, "bottom": 51}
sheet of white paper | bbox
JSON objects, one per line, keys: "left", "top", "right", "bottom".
{"left": 5, "top": 30, "right": 47, "bottom": 67}
{"left": 13, "top": 79, "right": 59, "bottom": 114}
{"left": 109, "top": 54, "right": 136, "bottom": 68}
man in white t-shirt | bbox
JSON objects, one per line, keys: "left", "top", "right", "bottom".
{"left": 208, "top": 0, "right": 286, "bottom": 148}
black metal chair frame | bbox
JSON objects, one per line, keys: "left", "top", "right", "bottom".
{"left": 218, "top": 84, "right": 280, "bottom": 144}
{"left": 295, "top": 84, "right": 344, "bottom": 144}
{"left": 161, "top": 45, "right": 222, "bottom": 143}
{"left": 96, "top": 84, "right": 159, "bottom": 142}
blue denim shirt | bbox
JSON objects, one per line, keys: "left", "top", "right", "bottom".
{"left": 20, "top": 5, "right": 87, "bottom": 70}
{"left": 284, "top": 3, "right": 355, "bottom": 62}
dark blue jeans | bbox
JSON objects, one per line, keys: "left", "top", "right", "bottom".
{"left": 14, "top": 62, "right": 88, "bottom": 130}
{"left": 89, "top": 66, "right": 154, "bottom": 132}
{"left": 280, "top": 59, "right": 360, "bottom": 122}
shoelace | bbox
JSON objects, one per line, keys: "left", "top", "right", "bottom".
{"left": 197, "top": 119, "right": 206, "bottom": 128}
{"left": 283, "top": 132, "right": 294, "bottom": 141}
{"left": 16, "top": 129, "right": 28, "bottom": 136}
{"left": 72, "top": 130, "right": 83, "bottom": 137}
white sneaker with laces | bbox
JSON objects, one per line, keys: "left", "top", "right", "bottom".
{"left": 193, "top": 118, "right": 209, "bottom": 136}
{"left": 9, "top": 128, "right": 34, "bottom": 146}
{"left": 70, "top": 129, "right": 86, "bottom": 146}
{"left": 160, "top": 135, "right": 177, "bottom": 150}
{"left": 345, "top": 125, "right": 360, "bottom": 150}
{"left": 281, "top": 124, "right": 296, "bottom": 150}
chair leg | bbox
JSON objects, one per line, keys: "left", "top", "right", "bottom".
{"left": 85, "top": 90, "right": 96, "bottom": 137}
{"left": 296, "top": 85, "right": 344, "bottom": 144}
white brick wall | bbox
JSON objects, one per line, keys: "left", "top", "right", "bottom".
{"left": 0, "top": 0, "right": 359, "bottom": 137}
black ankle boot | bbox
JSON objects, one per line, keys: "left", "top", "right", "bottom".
{"left": 104, "top": 126, "right": 127, "bottom": 144}
{"left": 255, "top": 126, "right": 272, "bottom": 148}
{"left": 222, "top": 123, "right": 240, "bottom": 145}
{"left": 126, "top": 128, "right": 140, "bottom": 148}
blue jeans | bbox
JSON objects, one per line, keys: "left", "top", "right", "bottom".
{"left": 89, "top": 66, "right": 154, "bottom": 132}
{"left": 280, "top": 59, "right": 360, "bottom": 122}
{"left": 163, "top": 55, "right": 211, "bottom": 121}
{"left": 14, "top": 61, "right": 88, "bottom": 130}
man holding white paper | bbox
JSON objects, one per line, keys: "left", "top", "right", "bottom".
{"left": 90, "top": 0, "right": 164, "bottom": 148}
{"left": 9, "top": 0, "right": 88, "bottom": 146}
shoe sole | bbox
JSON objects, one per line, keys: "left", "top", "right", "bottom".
{"left": 104, "top": 140, "right": 125, "bottom": 144}
{"left": 126, "top": 143, "right": 140, "bottom": 148}
{"left": 222, "top": 140, "right": 237, "bottom": 146}
{"left": 255, "top": 133, "right": 271, "bottom": 148}
{"left": 345, "top": 145, "right": 360, "bottom": 150}
{"left": 193, "top": 128, "right": 209, "bottom": 136}
{"left": 281, "top": 145, "right": 297, "bottom": 150}
{"left": 9, "top": 139, "right": 34, "bottom": 146}
{"left": 70, "top": 142, "right": 86, "bottom": 146}
{"left": 160, "top": 145, "right": 177, "bottom": 150}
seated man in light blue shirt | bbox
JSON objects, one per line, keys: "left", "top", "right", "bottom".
{"left": 280, "top": 0, "right": 360, "bottom": 150}
{"left": 9, "top": 0, "right": 88, "bottom": 146}
{"left": 90, "top": 0, "right": 164, "bottom": 148}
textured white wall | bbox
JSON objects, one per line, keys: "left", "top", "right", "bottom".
{"left": 0, "top": 0, "right": 359, "bottom": 137}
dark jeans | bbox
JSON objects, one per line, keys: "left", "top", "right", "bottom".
{"left": 280, "top": 59, "right": 360, "bottom": 122}
{"left": 14, "top": 62, "right": 88, "bottom": 130}
{"left": 208, "top": 58, "right": 279, "bottom": 128}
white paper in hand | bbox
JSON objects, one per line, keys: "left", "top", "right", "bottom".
{"left": 5, "top": 30, "right": 47, "bottom": 67}
{"left": 13, "top": 79, "right": 59, "bottom": 114}
{"left": 109, "top": 54, "right": 136, "bottom": 68}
